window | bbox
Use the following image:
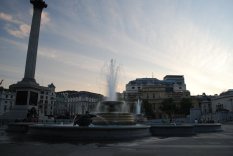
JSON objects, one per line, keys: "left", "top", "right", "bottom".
{"left": 216, "top": 104, "right": 224, "bottom": 111}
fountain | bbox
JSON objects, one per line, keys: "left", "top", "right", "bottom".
{"left": 93, "top": 59, "right": 136, "bottom": 125}
{"left": 26, "top": 59, "right": 150, "bottom": 141}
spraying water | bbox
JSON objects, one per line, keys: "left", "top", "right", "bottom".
{"left": 135, "top": 98, "right": 141, "bottom": 115}
{"left": 106, "top": 59, "right": 119, "bottom": 101}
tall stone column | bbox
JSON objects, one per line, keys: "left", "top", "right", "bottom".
{"left": 23, "top": 0, "right": 47, "bottom": 83}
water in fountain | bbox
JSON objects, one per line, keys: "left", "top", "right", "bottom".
{"left": 135, "top": 98, "right": 141, "bottom": 115}
{"left": 96, "top": 101, "right": 128, "bottom": 113}
{"left": 106, "top": 59, "right": 119, "bottom": 101}
{"left": 93, "top": 59, "right": 135, "bottom": 125}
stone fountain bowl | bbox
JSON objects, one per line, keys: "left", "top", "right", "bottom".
{"left": 93, "top": 112, "right": 136, "bottom": 125}
{"left": 94, "top": 101, "right": 136, "bottom": 125}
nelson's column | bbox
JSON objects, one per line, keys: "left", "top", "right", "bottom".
{"left": 9, "top": 0, "right": 48, "bottom": 119}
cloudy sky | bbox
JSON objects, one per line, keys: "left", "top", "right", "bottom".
{"left": 0, "top": 0, "right": 233, "bottom": 96}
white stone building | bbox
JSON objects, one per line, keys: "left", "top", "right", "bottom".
{"left": 68, "top": 91, "right": 103, "bottom": 115}
{"left": 212, "top": 90, "right": 233, "bottom": 113}
{"left": 38, "top": 83, "right": 56, "bottom": 119}
{"left": 54, "top": 91, "right": 103, "bottom": 117}
{"left": 0, "top": 87, "right": 16, "bottom": 116}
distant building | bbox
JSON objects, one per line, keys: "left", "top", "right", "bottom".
{"left": 124, "top": 75, "right": 190, "bottom": 118}
{"left": 0, "top": 87, "right": 16, "bottom": 116}
{"left": 55, "top": 91, "right": 103, "bottom": 117}
{"left": 192, "top": 90, "right": 233, "bottom": 123}
{"left": 54, "top": 91, "right": 69, "bottom": 118}
{"left": 189, "top": 93, "right": 213, "bottom": 122}
{"left": 163, "top": 75, "right": 186, "bottom": 92}
{"left": 212, "top": 90, "right": 233, "bottom": 113}
{"left": 38, "top": 83, "right": 56, "bottom": 119}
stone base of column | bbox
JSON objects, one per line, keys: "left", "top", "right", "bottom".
{"left": 22, "top": 77, "right": 37, "bottom": 83}
{"left": 7, "top": 80, "right": 43, "bottom": 120}
{"left": 10, "top": 79, "right": 40, "bottom": 90}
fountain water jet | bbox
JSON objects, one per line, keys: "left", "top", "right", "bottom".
{"left": 93, "top": 59, "right": 136, "bottom": 125}
{"left": 135, "top": 98, "right": 142, "bottom": 115}
{"left": 106, "top": 59, "right": 119, "bottom": 101}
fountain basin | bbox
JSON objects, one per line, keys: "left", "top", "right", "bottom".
{"left": 28, "top": 124, "right": 150, "bottom": 141}
{"left": 93, "top": 113, "right": 136, "bottom": 125}
{"left": 6, "top": 122, "right": 35, "bottom": 133}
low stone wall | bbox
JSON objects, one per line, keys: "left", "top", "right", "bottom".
{"left": 28, "top": 124, "right": 151, "bottom": 141}
{"left": 150, "top": 125, "right": 195, "bottom": 137}
{"left": 5, "top": 122, "right": 223, "bottom": 140}
{"left": 6, "top": 123, "right": 35, "bottom": 133}
{"left": 194, "top": 123, "right": 222, "bottom": 133}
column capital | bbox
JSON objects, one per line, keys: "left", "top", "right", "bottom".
{"left": 30, "top": 0, "right": 47, "bottom": 9}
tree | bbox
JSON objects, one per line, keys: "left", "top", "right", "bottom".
{"left": 142, "top": 100, "right": 154, "bottom": 118}
{"left": 179, "top": 98, "right": 193, "bottom": 115}
{"left": 160, "top": 98, "right": 176, "bottom": 122}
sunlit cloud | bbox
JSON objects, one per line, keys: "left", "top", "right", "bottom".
{"left": 0, "top": 9, "right": 50, "bottom": 38}
{"left": 5, "top": 24, "right": 30, "bottom": 38}
{"left": 0, "top": 12, "right": 23, "bottom": 24}
{"left": 41, "top": 11, "right": 50, "bottom": 25}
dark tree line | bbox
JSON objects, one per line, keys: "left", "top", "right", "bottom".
{"left": 142, "top": 98, "right": 193, "bottom": 120}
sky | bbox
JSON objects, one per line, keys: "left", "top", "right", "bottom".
{"left": 0, "top": 0, "right": 233, "bottom": 96}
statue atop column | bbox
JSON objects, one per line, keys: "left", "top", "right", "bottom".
{"left": 30, "top": 0, "right": 47, "bottom": 9}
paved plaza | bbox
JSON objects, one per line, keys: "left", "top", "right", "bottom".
{"left": 0, "top": 124, "right": 233, "bottom": 156}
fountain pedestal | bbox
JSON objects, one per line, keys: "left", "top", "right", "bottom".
{"left": 93, "top": 101, "right": 136, "bottom": 125}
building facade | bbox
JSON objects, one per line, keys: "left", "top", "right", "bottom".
{"left": 124, "top": 75, "right": 190, "bottom": 118}
{"left": 212, "top": 90, "right": 233, "bottom": 113}
{"left": 0, "top": 87, "right": 16, "bottom": 116}
{"left": 55, "top": 91, "right": 103, "bottom": 118}
{"left": 38, "top": 83, "right": 56, "bottom": 119}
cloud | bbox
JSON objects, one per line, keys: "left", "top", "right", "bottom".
{"left": 0, "top": 12, "right": 23, "bottom": 24}
{"left": 5, "top": 24, "right": 30, "bottom": 38}
{"left": 41, "top": 11, "right": 50, "bottom": 25}
{"left": 0, "top": 10, "right": 50, "bottom": 39}
{"left": 0, "top": 11, "right": 30, "bottom": 38}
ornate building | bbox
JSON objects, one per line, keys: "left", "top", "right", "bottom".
{"left": 38, "top": 83, "right": 56, "bottom": 119}
{"left": 212, "top": 89, "right": 233, "bottom": 113}
{"left": 0, "top": 87, "right": 16, "bottom": 116}
{"left": 124, "top": 75, "right": 190, "bottom": 118}
{"left": 55, "top": 91, "right": 103, "bottom": 118}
